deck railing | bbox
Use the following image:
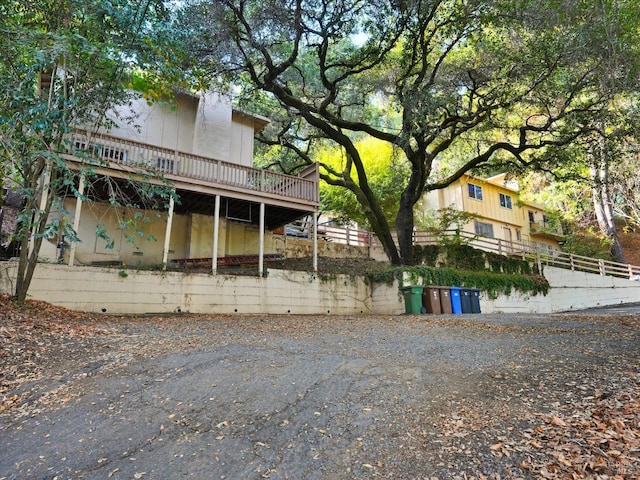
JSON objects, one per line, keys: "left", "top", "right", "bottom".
{"left": 65, "top": 129, "right": 319, "bottom": 204}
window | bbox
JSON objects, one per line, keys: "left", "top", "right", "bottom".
{"left": 474, "top": 220, "right": 494, "bottom": 238}
{"left": 528, "top": 211, "right": 535, "bottom": 224}
{"left": 468, "top": 183, "right": 483, "bottom": 200}
{"left": 499, "top": 193, "right": 512, "bottom": 209}
{"left": 516, "top": 230, "right": 521, "bottom": 241}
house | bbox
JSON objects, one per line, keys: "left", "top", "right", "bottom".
{"left": 423, "top": 173, "right": 563, "bottom": 254}
{"left": 37, "top": 91, "right": 319, "bottom": 271}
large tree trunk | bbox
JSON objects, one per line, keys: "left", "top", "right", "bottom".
{"left": 14, "top": 162, "right": 54, "bottom": 303}
{"left": 395, "top": 191, "right": 414, "bottom": 265}
{"left": 347, "top": 181, "right": 401, "bottom": 265}
{"left": 590, "top": 138, "right": 626, "bottom": 264}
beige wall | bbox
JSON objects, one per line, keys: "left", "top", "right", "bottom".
{"left": 105, "top": 95, "right": 199, "bottom": 153}
{"left": 0, "top": 263, "right": 374, "bottom": 315}
{"left": 230, "top": 112, "right": 257, "bottom": 167}
{"left": 61, "top": 198, "right": 191, "bottom": 265}
{"left": 2, "top": 263, "right": 639, "bottom": 315}
{"left": 102, "top": 92, "right": 257, "bottom": 166}
{"left": 462, "top": 178, "right": 523, "bottom": 227}
{"left": 58, "top": 199, "right": 293, "bottom": 266}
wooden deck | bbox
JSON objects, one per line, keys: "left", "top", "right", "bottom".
{"left": 63, "top": 129, "right": 319, "bottom": 209}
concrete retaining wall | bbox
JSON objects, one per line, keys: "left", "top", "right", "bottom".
{"left": 0, "top": 262, "right": 373, "bottom": 315}
{"left": 1, "top": 262, "right": 638, "bottom": 315}
{"left": 544, "top": 266, "right": 640, "bottom": 311}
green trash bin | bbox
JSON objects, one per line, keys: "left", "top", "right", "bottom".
{"left": 401, "top": 286, "right": 424, "bottom": 314}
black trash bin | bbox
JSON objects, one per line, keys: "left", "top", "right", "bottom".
{"left": 469, "top": 288, "right": 481, "bottom": 314}
{"left": 422, "top": 286, "right": 442, "bottom": 314}
{"left": 460, "top": 289, "right": 472, "bottom": 313}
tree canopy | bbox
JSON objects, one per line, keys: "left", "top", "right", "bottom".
{"left": 0, "top": 0, "right": 179, "bottom": 302}
{"left": 181, "top": 0, "right": 639, "bottom": 265}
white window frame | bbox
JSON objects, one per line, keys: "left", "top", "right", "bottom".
{"left": 499, "top": 193, "right": 513, "bottom": 209}
{"left": 474, "top": 220, "right": 494, "bottom": 238}
{"left": 468, "top": 183, "right": 483, "bottom": 201}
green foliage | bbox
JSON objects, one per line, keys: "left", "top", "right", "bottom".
{"left": 412, "top": 241, "right": 534, "bottom": 275}
{"left": 366, "top": 265, "right": 549, "bottom": 299}
{"left": 485, "top": 252, "right": 532, "bottom": 275}
{"left": 444, "top": 244, "right": 486, "bottom": 271}
{"left": 186, "top": 0, "right": 636, "bottom": 266}
{"left": 412, "top": 244, "right": 440, "bottom": 266}
{"left": 561, "top": 230, "right": 614, "bottom": 261}
{"left": 418, "top": 206, "right": 479, "bottom": 248}
{"left": 367, "top": 240, "right": 546, "bottom": 298}
{"left": 0, "top": 0, "right": 178, "bottom": 302}
{"left": 317, "top": 137, "right": 408, "bottom": 228}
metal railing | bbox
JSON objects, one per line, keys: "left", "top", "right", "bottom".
{"left": 64, "top": 129, "right": 319, "bottom": 204}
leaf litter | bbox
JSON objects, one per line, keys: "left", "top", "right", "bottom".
{"left": 1, "top": 293, "right": 639, "bottom": 478}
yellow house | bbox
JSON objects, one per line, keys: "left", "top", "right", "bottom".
{"left": 423, "top": 173, "right": 563, "bottom": 254}
{"left": 37, "top": 91, "right": 319, "bottom": 270}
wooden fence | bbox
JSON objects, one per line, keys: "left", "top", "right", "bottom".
{"left": 305, "top": 225, "right": 640, "bottom": 281}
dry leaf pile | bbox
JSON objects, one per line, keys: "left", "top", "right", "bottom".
{"left": 429, "top": 368, "right": 640, "bottom": 479}
{"left": 516, "top": 372, "right": 640, "bottom": 479}
{"left": 0, "top": 294, "right": 110, "bottom": 413}
{"left": 1, "top": 296, "right": 639, "bottom": 479}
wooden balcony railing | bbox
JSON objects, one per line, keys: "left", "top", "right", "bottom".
{"left": 65, "top": 129, "right": 319, "bottom": 205}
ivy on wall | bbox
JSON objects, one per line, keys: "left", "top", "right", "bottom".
{"left": 411, "top": 243, "right": 534, "bottom": 274}
{"left": 366, "top": 265, "right": 549, "bottom": 299}
{"left": 367, "top": 244, "right": 549, "bottom": 299}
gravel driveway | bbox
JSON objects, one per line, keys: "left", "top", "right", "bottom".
{"left": 1, "top": 311, "right": 639, "bottom": 479}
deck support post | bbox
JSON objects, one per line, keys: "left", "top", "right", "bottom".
{"left": 162, "top": 192, "right": 175, "bottom": 270}
{"left": 259, "top": 202, "right": 265, "bottom": 276}
{"left": 212, "top": 195, "right": 220, "bottom": 274}
{"left": 68, "top": 173, "right": 85, "bottom": 266}
{"left": 313, "top": 212, "right": 318, "bottom": 272}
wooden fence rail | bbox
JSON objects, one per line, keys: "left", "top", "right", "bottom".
{"left": 357, "top": 227, "right": 640, "bottom": 281}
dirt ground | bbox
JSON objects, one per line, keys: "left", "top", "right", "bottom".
{"left": 1, "top": 296, "right": 639, "bottom": 479}
{"left": 619, "top": 230, "right": 640, "bottom": 266}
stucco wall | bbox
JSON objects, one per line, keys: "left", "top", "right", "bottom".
{"left": 543, "top": 266, "right": 640, "bottom": 311}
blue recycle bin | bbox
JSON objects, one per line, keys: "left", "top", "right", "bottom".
{"left": 450, "top": 287, "right": 463, "bottom": 314}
